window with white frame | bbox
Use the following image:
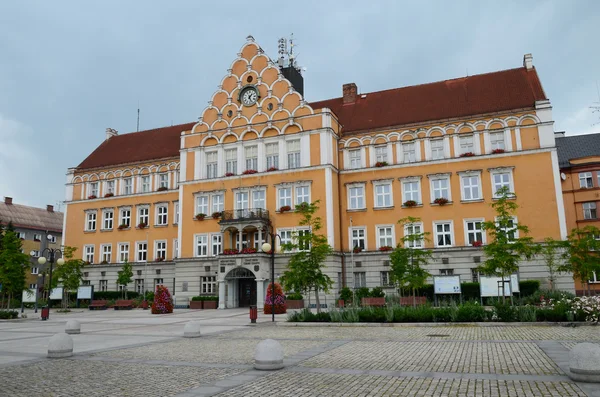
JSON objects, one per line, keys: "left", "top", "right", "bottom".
{"left": 225, "top": 148, "right": 237, "bottom": 174}
{"left": 440, "top": 269, "right": 454, "bottom": 276}
{"left": 123, "top": 177, "right": 133, "bottom": 194}
{"left": 137, "top": 242, "right": 147, "bottom": 262}
{"left": 141, "top": 175, "right": 150, "bottom": 193}
{"left": 252, "top": 190, "right": 265, "bottom": 209}
{"left": 236, "top": 191, "right": 249, "bottom": 210}
{"left": 86, "top": 211, "right": 97, "bottom": 231}
{"left": 118, "top": 243, "right": 129, "bottom": 263}
{"left": 296, "top": 185, "right": 310, "bottom": 205}
{"left": 154, "top": 278, "right": 164, "bottom": 288}
{"left": 465, "top": 220, "right": 484, "bottom": 246}
{"left": 491, "top": 171, "right": 513, "bottom": 197}
{"left": 30, "top": 250, "right": 39, "bottom": 257}
{"left": 498, "top": 217, "right": 518, "bottom": 241}
{"left": 156, "top": 205, "right": 168, "bottom": 225}
{"left": 245, "top": 146, "right": 258, "bottom": 171}
{"left": 195, "top": 235, "right": 208, "bottom": 257}
{"left": 434, "top": 222, "right": 453, "bottom": 247}
{"left": 461, "top": 174, "right": 481, "bottom": 201}
{"left": 196, "top": 195, "right": 209, "bottom": 215}
{"left": 202, "top": 276, "right": 216, "bottom": 294}
{"left": 155, "top": 240, "right": 166, "bottom": 260}
{"left": 31, "top": 267, "right": 39, "bottom": 275}
{"left": 266, "top": 142, "right": 279, "bottom": 169}
{"left": 377, "top": 226, "right": 394, "bottom": 248}
{"left": 99, "top": 280, "right": 108, "bottom": 292}
{"left": 158, "top": 173, "right": 169, "bottom": 189}
{"left": 101, "top": 244, "right": 112, "bottom": 263}
{"left": 253, "top": 231, "right": 264, "bottom": 250}
{"left": 102, "top": 210, "right": 114, "bottom": 230}
{"left": 431, "top": 139, "right": 444, "bottom": 160}
{"left": 490, "top": 132, "right": 505, "bottom": 151}
{"left": 17, "top": 231, "right": 26, "bottom": 239}
{"left": 403, "top": 142, "right": 416, "bottom": 163}
{"left": 135, "top": 279, "right": 144, "bottom": 294}
{"left": 174, "top": 202, "right": 179, "bottom": 224}
{"left": 348, "top": 149, "right": 361, "bottom": 169}
{"left": 374, "top": 145, "right": 387, "bottom": 163}
{"left": 137, "top": 206, "right": 149, "bottom": 226}
{"left": 89, "top": 182, "right": 99, "bottom": 197}
{"left": 279, "top": 229, "right": 292, "bottom": 251}
{"left": 33, "top": 233, "right": 42, "bottom": 241}
{"left": 298, "top": 228, "right": 311, "bottom": 251}
{"left": 212, "top": 193, "right": 224, "bottom": 213}
{"left": 235, "top": 232, "right": 248, "bottom": 251}
{"left": 348, "top": 185, "right": 365, "bottom": 210}
{"left": 350, "top": 228, "right": 366, "bottom": 251}
{"left": 48, "top": 235, "right": 57, "bottom": 243}
{"left": 580, "top": 172, "right": 593, "bottom": 189}
{"left": 374, "top": 183, "right": 392, "bottom": 208}
{"left": 583, "top": 202, "right": 597, "bottom": 220}
{"left": 119, "top": 208, "right": 131, "bottom": 228}
{"left": 380, "top": 271, "right": 393, "bottom": 287}
{"left": 354, "top": 272, "right": 366, "bottom": 288}
{"left": 459, "top": 135, "right": 474, "bottom": 155}
{"left": 206, "top": 151, "right": 218, "bottom": 179}
{"left": 431, "top": 177, "right": 450, "bottom": 201}
{"left": 84, "top": 245, "right": 94, "bottom": 263}
{"left": 404, "top": 223, "right": 423, "bottom": 248}
{"left": 105, "top": 180, "right": 115, "bottom": 195}
{"left": 173, "top": 239, "right": 179, "bottom": 258}
{"left": 402, "top": 180, "right": 421, "bottom": 204}
{"left": 211, "top": 234, "right": 222, "bottom": 256}
{"left": 278, "top": 187, "right": 292, "bottom": 208}
{"left": 287, "top": 140, "right": 301, "bottom": 169}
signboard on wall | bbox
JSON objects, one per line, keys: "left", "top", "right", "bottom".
{"left": 49, "top": 287, "right": 63, "bottom": 300}
{"left": 433, "top": 276, "right": 461, "bottom": 294}
{"left": 22, "top": 289, "right": 37, "bottom": 303}
{"left": 479, "top": 276, "right": 512, "bottom": 297}
{"left": 77, "top": 285, "right": 93, "bottom": 300}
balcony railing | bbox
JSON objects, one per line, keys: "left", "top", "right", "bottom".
{"left": 220, "top": 209, "right": 270, "bottom": 223}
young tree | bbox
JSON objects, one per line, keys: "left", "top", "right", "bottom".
{"left": 559, "top": 226, "right": 600, "bottom": 296}
{"left": 279, "top": 201, "right": 333, "bottom": 313}
{"left": 478, "top": 186, "right": 539, "bottom": 300}
{"left": 540, "top": 237, "right": 567, "bottom": 290}
{"left": 389, "top": 216, "right": 432, "bottom": 307}
{"left": 0, "top": 230, "right": 29, "bottom": 309}
{"left": 117, "top": 263, "right": 134, "bottom": 299}
{"left": 52, "top": 247, "right": 83, "bottom": 309}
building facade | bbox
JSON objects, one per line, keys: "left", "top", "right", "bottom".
{"left": 63, "top": 37, "right": 574, "bottom": 309}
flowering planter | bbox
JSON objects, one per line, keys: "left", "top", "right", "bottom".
{"left": 459, "top": 152, "right": 475, "bottom": 158}
{"left": 279, "top": 205, "right": 292, "bottom": 212}
{"left": 378, "top": 246, "right": 393, "bottom": 252}
{"left": 87, "top": 195, "right": 97, "bottom": 200}
{"left": 242, "top": 170, "right": 257, "bottom": 175}
{"left": 267, "top": 167, "right": 278, "bottom": 172}
{"left": 195, "top": 214, "right": 206, "bottom": 221}
{"left": 222, "top": 249, "right": 239, "bottom": 255}
{"left": 157, "top": 187, "right": 168, "bottom": 192}
{"left": 433, "top": 198, "right": 449, "bottom": 206}
{"left": 211, "top": 212, "right": 221, "bottom": 219}
{"left": 361, "top": 297, "right": 386, "bottom": 307}
{"left": 118, "top": 224, "right": 129, "bottom": 230}
{"left": 375, "top": 161, "right": 389, "bottom": 167}
{"left": 240, "top": 248, "right": 257, "bottom": 254}
{"left": 225, "top": 172, "right": 235, "bottom": 177}
{"left": 137, "top": 223, "right": 148, "bottom": 229}
{"left": 353, "top": 248, "right": 363, "bottom": 254}
{"left": 472, "top": 241, "right": 483, "bottom": 247}
{"left": 491, "top": 149, "right": 505, "bottom": 154}
{"left": 203, "top": 300, "right": 218, "bottom": 309}
{"left": 403, "top": 200, "right": 417, "bottom": 208}
{"left": 189, "top": 301, "right": 203, "bottom": 309}
{"left": 286, "top": 299, "right": 305, "bottom": 310}
{"left": 104, "top": 193, "right": 114, "bottom": 198}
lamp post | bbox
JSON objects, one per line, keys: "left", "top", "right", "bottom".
{"left": 37, "top": 245, "right": 64, "bottom": 320}
{"left": 261, "top": 233, "right": 281, "bottom": 323}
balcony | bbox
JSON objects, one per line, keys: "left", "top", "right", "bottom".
{"left": 219, "top": 209, "right": 270, "bottom": 224}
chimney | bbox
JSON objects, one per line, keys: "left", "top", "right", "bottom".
{"left": 46, "top": 205, "right": 54, "bottom": 212}
{"left": 105, "top": 128, "right": 118, "bottom": 141}
{"left": 523, "top": 54, "right": 533, "bottom": 70}
{"left": 343, "top": 83, "right": 358, "bottom": 104}
{"left": 4, "top": 197, "right": 12, "bottom": 205}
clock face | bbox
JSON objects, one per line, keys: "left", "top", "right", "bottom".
{"left": 240, "top": 86, "right": 258, "bottom": 106}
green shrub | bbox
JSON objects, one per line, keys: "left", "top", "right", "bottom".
{"left": 339, "top": 287, "right": 353, "bottom": 305}
{"left": 191, "top": 296, "right": 204, "bottom": 301}
{"left": 93, "top": 291, "right": 140, "bottom": 300}
{"left": 358, "top": 307, "right": 387, "bottom": 322}
{"left": 493, "top": 301, "right": 517, "bottom": 322}
{"left": 516, "top": 305, "right": 537, "bottom": 322}
{"left": 455, "top": 302, "right": 487, "bottom": 322}
{"left": 0, "top": 310, "right": 19, "bottom": 319}
{"left": 519, "top": 280, "right": 540, "bottom": 297}
{"left": 369, "top": 287, "right": 385, "bottom": 298}
{"left": 204, "top": 296, "right": 218, "bottom": 301}
{"left": 286, "top": 293, "right": 303, "bottom": 300}
{"left": 433, "top": 307, "right": 455, "bottom": 322}
{"left": 355, "top": 287, "right": 370, "bottom": 302}
{"left": 522, "top": 289, "right": 574, "bottom": 305}
{"left": 461, "top": 283, "right": 480, "bottom": 300}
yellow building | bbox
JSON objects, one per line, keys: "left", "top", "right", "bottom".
{"left": 63, "top": 37, "right": 573, "bottom": 308}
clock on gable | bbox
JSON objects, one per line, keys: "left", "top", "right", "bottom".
{"left": 238, "top": 85, "right": 259, "bottom": 107}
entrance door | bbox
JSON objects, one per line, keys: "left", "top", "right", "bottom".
{"left": 238, "top": 279, "right": 257, "bottom": 307}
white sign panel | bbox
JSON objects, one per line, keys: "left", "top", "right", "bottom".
{"left": 479, "top": 276, "right": 512, "bottom": 297}
{"left": 510, "top": 274, "right": 520, "bottom": 293}
{"left": 49, "top": 287, "right": 63, "bottom": 300}
{"left": 77, "top": 285, "right": 93, "bottom": 300}
{"left": 434, "top": 276, "right": 461, "bottom": 294}
{"left": 22, "top": 289, "right": 37, "bottom": 303}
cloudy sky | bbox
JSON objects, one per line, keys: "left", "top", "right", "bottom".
{"left": 1, "top": 1, "right": 599, "bottom": 209}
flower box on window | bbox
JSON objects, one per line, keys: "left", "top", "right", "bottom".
{"left": 211, "top": 212, "right": 221, "bottom": 219}
{"left": 118, "top": 224, "right": 129, "bottom": 230}
{"left": 240, "top": 247, "right": 257, "bottom": 254}
{"left": 104, "top": 193, "right": 114, "bottom": 198}
{"left": 279, "top": 205, "right": 292, "bottom": 213}
{"left": 491, "top": 149, "right": 505, "bottom": 154}
{"left": 433, "top": 197, "right": 449, "bottom": 206}
{"left": 157, "top": 186, "right": 168, "bottom": 192}
{"left": 84, "top": 261, "right": 91, "bottom": 266}
{"left": 222, "top": 248, "right": 239, "bottom": 255}
{"left": 375, "top": 161, "right": 389, "bottom": 168}
{"left": 195, "top": 213, "right": 206, "bottom": 221}
{"left": 403, "top": 200, "right": 417, "bottom": 208}
{"left": 225, "top": 172, "right": 235, "bottom": 177}
{"left": 100, "top": 260, "right": 108, "bottom": 265}
{"left": 297, "top": 202, "right": 310, "bottom": 211}
{"left": 267, "top": 167, "right": 278, "bottom": 172}
{"left": 353, "top": 246, "right": 363, "bottom": 254}
{"left": 87, "top": 195, "right": 97, "bottom": 200}
{"left": 378, "top": 246, "right": 393, "bottom": 252}
{"left": 472, "top": 241, "right": 483, "bottom": 247}
{"left": 459, "top": 152, "right": 475, "bottom": 158}
{"left": 137, "top": 222, "right": 148, "bottom": 229}
{"left": 242, "top": 170, "right": 257, "bottom": 175}
{"left": 156, "top": 257, "right": 165, "bottom": 262}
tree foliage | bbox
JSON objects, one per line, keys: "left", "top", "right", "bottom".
{"left": 559, "top": 226, "right": 600, "bottom": 295}
{"left": 0, "top": 228, "right": 28, "bottom": 309}
{"left": 117, "top": 263, "right": 134, "bottom": 298}
{"left": 540, "top": 237, "right": 566, "bottom": 290}
{"left": 52, "top": 247, "right": 84, "bottom": 309}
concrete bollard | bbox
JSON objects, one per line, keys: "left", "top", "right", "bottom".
{"left": 183, "top": 321, "right": 202, "bottom": 338}
{"left": 48, "top": 333, "right": 73, "bottom": 358}
{"left": 65, "top": 320, "right": 81, "bottom": 335}
{"left": 254, "top": 339, "right": 284, "bottom": 370}
{"left": 569, "top": 343, "right": 600, "bottom": 383}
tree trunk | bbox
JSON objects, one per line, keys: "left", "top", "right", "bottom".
{"left": 412, "top": 288, "right": 416, "bottom": 308}
{"left": 588, "top": 281, "right": 591, "bottom": 297}
{"left": 125, "top": 288, "right": 128, "bottom": 300}
{"left": 7, "top": 293, "right": 11, "bottom": 310}
{"left": 314, "top": 287, "right": 321, "bottom": 313}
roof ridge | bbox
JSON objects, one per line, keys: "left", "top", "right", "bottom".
{"left": 110, "top": 121, "right": 196, "bottom": 138}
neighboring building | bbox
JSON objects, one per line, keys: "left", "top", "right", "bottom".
{"left": 63, "top": 37, "right": 573, "bottom": 309}
{"left": 0, "top": 197, "right": 64, "bottom": 292}
{"left": 556, "top": 132, "right": 600, "bottom": 295}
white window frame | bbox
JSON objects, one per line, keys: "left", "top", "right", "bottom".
{"left": 433, "top": 220, "right": 454, "bottom": 248}
{"left": 404, "top": 222, "right": 424, "bottom": 248}
{"left": 295, "top": 185, "right": 310, "bottom": 206}
{"left": 287, "top": 139, "right": 301, "bottom": 169}
{"left": 373, "top": 181, "right": 393, "bottom": 208}
{"left": 459, "top": 135, "right": 474, "bottom": 155}
{"left": 401, "top": 178, "right": 421, "bottom": 204}
{"left": 347, "top": 184, "right": 366, "bottom": 210}
{"left": 349, "top": 227, "right": 367, "bottom": 251}
{"left": 85, "top": 211, "right": 97, "bottom": 231}
{"left": 118, "top": 243, "right": 129, "bottom": 263}
{"left": 202, "top": 276, "right": 217, "bottom": 294}
{"left": 354, "top": 272, "right": 367, "bottom": 288}
{"left": 235, "top": 191, "right": 249, "bottom": 210}
{"left": 265, "top": 142, "right": 279, "bottom": 170}
{"left": 245, "top": 145, "right": 258, "bottom": 171}
{"left": 490, "top": 169, "right": 515, "bottom": 198}
{"left": 122, "top": 177, "right": 133, "bottom": 195}
{"left": 119, "top": 207, "right": 131, "bottom": 228}
{"left": 278, "top": 186, "right": 292, "bottom": 208}
{"left": 158, "top": 173, "right": 169, "bottom": 189}
{"left": 374, "top": 145, "right": 388, "bottom": 164}
{"left": 89, "top": 182, "right": 99, "bottom": 197}
{"left": 173, "top": 238, "right": 179, "bottom": 259}
{"left": 252, "top": 189, "right": 266, "bottom": 209}
{"left": 33, "top": 233, "right": 42, "bottom": 241}
{"left": 348, "top": 148, "right": 362, "bottom": 170}
{"left": 84, "top": 245, "right": 95, "bottom": 263}
{"left": 496, "top": 216, "right": 519, "bottom": 241}
{"left": 490, "top": 132, "right": 506, "bottom": 151}
{"left": 136, "top": 241, "right": 148, "bottom": 262}
{"left": 430, "top": 139, "right": 444, "bottom": 160}
{"left": 206, "top": 151, "right": 218, "bottom": 179}
{"left": 579, "top": 172, "right": 593, "bottom": 189}
{"left": 376, "top": 225, "right": 395, "bottom": 249}
{"left": 402, "top": 141, "right": 417, "bottom": 163}
{"left": 137, "top": 206, "right": 149, "bottom": 226}
{"left": 155, "top": 240, "right": 167, "bottom": 261}
{"left": 196, "top": 195, "right": 209, "bottom": 215}
{"left": 102, "top": 209, "right": 114, "bottom": 230}
{"left": 459, "top": 172, "right": 482, "bottom": 201}
{"left": 464, "top": 218, "right": 486, "bottom": 246}
{"left": 211, "top": 233, "right": 222, "bottom": 256}
{"left": 155, "top": 204, "right": 168, "bottom": 226}
{"left": 105, "top": 180, "right": 115, "bottom": 195}
{"left": 100, "top": 244, "right": 112, "bottom": 263}
{"left": 583, "top": 202, "right": 597, "bottom": 220}
{"left": 140, "top": 175, "right": 151, "bottom": 193}
{"left": 31, "top": 267, "right": 39, "bottom": 275}
{"left": 99, "top": 280, "right": 108, "bottom": 292}
{"left": 195, "top": 234, "right": 208, "bottom": 257}
{"left": 225, "top": 148, "right": 238, "bottom": 175}
{"left": 174, "top": 202, "right": 179, "bottom": 224}
{"left": 429, "top": 175, "right": 451, "bottom": 202}
{"left": 278, "top": 229, "right": 293, "bottom": 251}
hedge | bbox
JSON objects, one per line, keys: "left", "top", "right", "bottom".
{"left": 92, "top": 291, "right": 140, "bottom": 300}
{"left": 191, "top": 296, "right": 218, "bottom": 301}
{"left": 394, "top": 280, "right": 539, "bottom": 301}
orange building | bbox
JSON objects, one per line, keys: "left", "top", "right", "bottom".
{"left": 63, "top": 36, "right": 574, "bottom": 308}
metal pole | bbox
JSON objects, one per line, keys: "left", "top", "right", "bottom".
{"left": 350, "top": 217, "right": 355, "bottom": 306}
{"left": 47, "top": 252, "right": 54, "bottom": 319}
{"left": 271, "top": 232, "right": 275, "bottom": 322}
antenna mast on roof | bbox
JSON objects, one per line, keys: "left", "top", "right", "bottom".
{"left": 137, "top": 102, "right": 140, "bottom": 132}
{"left": 277, "top": 37, "right": 287, "bottom": 68}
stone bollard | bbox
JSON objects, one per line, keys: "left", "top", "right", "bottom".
{"left": 48, "top": 333, "right": 74, "bottom": 358}
{"left": 183, "top": 321, "right": 202, "bottom": 338}
{"left": 254, "top": 339, "right": 284, "bottom": 370}
{"left": 569, "top": 343, "right": 600, "bottom": 383}
{"left": 65, "top": 320, "right": 81, "bottom": 335}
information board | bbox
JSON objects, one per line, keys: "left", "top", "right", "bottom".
{"left": 22, "top": 289, "right": 37, "bottom": 303}
{"left": 49, "top": 287, "right": 63, "bottom": 300}
{"left": 77, "top": 285, "right": 93, "bottom": 300}
{"left": 510, "top": 274, "right": 520, "bottom": 293}
{"left": 433, "top": 276, "right": 461, "bottom": 294}
{"left": 479, "top": 276, "right": 512, "bottom": 297}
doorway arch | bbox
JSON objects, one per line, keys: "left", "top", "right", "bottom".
{"left": 224, "top": 267, "right": 257, "bottom": 308}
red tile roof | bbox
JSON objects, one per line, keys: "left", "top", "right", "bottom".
{"left": 310, "top": 67, "right": 547, "bottom": 134}
{"left": 77, "top": 122, "right": 196, "bottom": 170}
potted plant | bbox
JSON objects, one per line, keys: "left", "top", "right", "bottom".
{"left": 492, "top": 148, "right": 505, "bottom": 154}
{"left": 242, "top": 169, "right": 258, "bottom": 175}
{"left": 240, "top": 247, "right": 257, "bottom": 254}
{"left": 104, "top": 193, "right": 114, "bottom": 198}
{"left": 378, "top": 246, "right": 393, "bottom": 252}
{"left": 339, "top": 287, "right": 353, "bottom": 307}
{"left": 403, "top": 200, "right": 417, "bottom": 207}
{"left": 118, "top": 223, "right": 129, "bottom": 230}
{"left": 472, "top": 241, "right": 483, "bottom": 247}
{"left": 156, "top": 257, "right": 165, "bottom": 262}
{"left": 459, "top": 152, "right": 475, "bottom": 157}
{"left": 279, "top": 205, "right": 292, "bottom": 213}
{"left": 203, "top": 296, "right": 218, "bottom": 309}
{"left": 222, "top": 248, "right": 239, "bottom": 255}
{"left": 195, "top": 213, "right": 206, "bottom": 221}
{"left": 285, "top": 292, "right": 304, "bottom": 309}
{"left": 211, "top": 211, "right": 221, "bottom": 219}
{"left": 87, "top": 195, "right": 97, "bottom": 199}
{"left": 190, "top": 296, "right": 204, "bottom": 309}
{"left": 157, "top": 186, "right": 168, "bottom": 192}
{"left": 353, "top": 246, "right": 363, "bottom": 254}
{"left": 433, "top": 197, "right": 449, "bottom": 206}
{"left": 267, "top": 166, "right": 278, "bottom": 172}
{"left": 225, "top": 172, "right": 235, "bottom": 177}
{"left": 375, "top": 161, "right": 389, "bottom": 167}
{"left": 137, "top": 222, "right": 148, "bottom": 229}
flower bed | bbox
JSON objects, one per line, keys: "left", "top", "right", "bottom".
{"left": 151, "top": 285, "right": 173, "bottom": 314}
{"left": 433, "top": 197, "right": 449, "bottom": 205}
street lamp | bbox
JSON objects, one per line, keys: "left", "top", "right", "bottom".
{"left": 261, "top": 235, "right": 281, "bottom": 323}
{"left": 37, "top": 245, "right": 64, "bottom": 320}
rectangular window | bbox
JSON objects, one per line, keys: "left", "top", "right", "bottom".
{"left": 236, "top": 191, "right": 249, "bottom": 210}
{"left": 461, "top": 175, "right": 481, "bottom": 201}
{"left": 206, "top": 151, "right": 218, "bottom": 179}
{"left": 31, "top": 267, "right": 39, "bottom": 275}
{"left": 434, "top": 222, "right": 453, "bottom": 247}
{"left": 156, "top": 205, "right": 168, "bottom": 225}
{"left": 138, "top": 207, "right": 149, "bottom": 226}
{"left": 118, "top": 243, "right": 129, "bottom": 263}
{"left": 350, "top": 228, "right": 366, "bottom": 251}
{"left": 123, "top": 178, "right": 133, "bottom": 195}
{"left": 440, "top": 269, "right": 454, "bottom": 276}
{"left": 158, "top": 173, "right": 169, "bottom": 189}
{"left": 374, "top": 183, "right": 392, "bottom": 208}
{"left": 245, "top": 146, "right": 258, "bottom": 171}
{"left": 431, "top": 139, "right": 444, "bottom": 160}
{"left": 252, "top": 190, "right": 265, "bottom": 209}
{"left": 30, "top": 250, "right": 39, "bottom": 257}
{"left": 354, "top": 272, "right": 366, "bottom": 288}
{"left": 100, "top": 280, "right": 108, "bottom": 292}
{"left": 154, "top": 278, "right": 164, "bottom": 289}
{"left": 196, "top": 235, "right": 208, "bottom": 257}
{"left": 48, "top": 235, "right": 57, "bottom": 243}
{"left": 141, "top": 176, "right": 150, "bottom": 193}
{"left": 174, "top": 239, "right": 179, "bottom": 259}
{"left": 101, "top": 244, "right": 112, "bottom": 263}
{"left": 202, "top": 276, "right": 217, "bottom": 294}
{"left": 465, "top": 220, "right": 484, "bottom": 246}
{"left": 86, "top": 212, "right": 97, "bottom": 231}
{"left": 432, "top": 178, "right": 450, "bottom": 200}
{"left": 580, "top": 172, "right": 593, "bottom": 189}
{"left": 17, "top": 232, "right": 26, "bottom": 239}
{"left": 296, "top": 186, "right": 310, "bottom": 205}
{"left": 375, "top": 145, "right": 387, "bottom": 163}
{"left": 196, "top": 196, "right": 209, "bottom": 215}
{"left": 287, "top": 140, "right": 301, "bottom": 169}
{"left": 278, "top": 187, "right": 292, "bottom": 208}
{"left": 236, "top": 232, "right": 249, "bottom": 250}
{"left": 29, "top": 283, "right": 37, "bottom": 289}
{"left": 253, "top": 231, "right": 264, "bottom": 250}
{"left": 471, "top": 268, "right": 479, "bottom": 283}
{"left": 89, "top": 182, "right": 99, "bottom": 197}
{"left": 33, "top": 233, "right": 42, "bottom": 241}
{"left": 583, "top": 202, "right": 597, "bottom": 220}
{"left": 380, "top": 271, "right": 393, "bottom": 287}
{"left": 174, "top": 202, "right": 179, "bottom": 224}
{"left": 279, "top": 229, "right": 292, "bottom": 250}
{"left": 155, "top": 241, "right": 166, "bottom": 260}
{"left": 211, "top": 234, "right": 222, "bottom": 256}
{"left": 348, "top": 149, "right": 361, "bottom": 169}
{"left": 225, "top": 148, "right": 237, "bottom": 174}
{"left": 105, "top": 180, "right": 115, "bottom": 195}
{"left": 377, "top": 226, "right": 394, "bottom": 248}
{"left": 212, "top": 194, "right": 224, "bottom": 213}
{"left": 403, "top": 142, "right": 416, "bottom": 163}
{"left": 490, "top": 132, "right": 505, "bottom": 151}
{"left": 120, "top": 208, "right": 131, "bottom": 228}
{"left": 499, "top": 217, "right": 518, "bottom": 241}
{"left": 137, "top": 242, "right": 147, "bottom": 262}
{"left": 402, "top": 180, "right": 420, "bottom": 204}
{"left": 297, "top": 228, "right": 311, "bottom": 251}
{"left": 135, "top": 279, "right": 144, "bottom": 294}
{"left": 102, "top": 210, "right": 114, "bottom": 230}
{"left": 84, "top": 245, "right": 94, "bottom": 263}
{"left": 349, "top": 186, "right": 365, "bottom": 209}
{"left": 492, "top": 172, "right": 512, "bottom": 197}
{"left": 404, "top": 223, "right": 423, "bottom": 248}
{"left": 459, "top": 135, "right": 474, "bottom": 155}
{"left": 266, "top": 142, "right": 279, "bottom": 169}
